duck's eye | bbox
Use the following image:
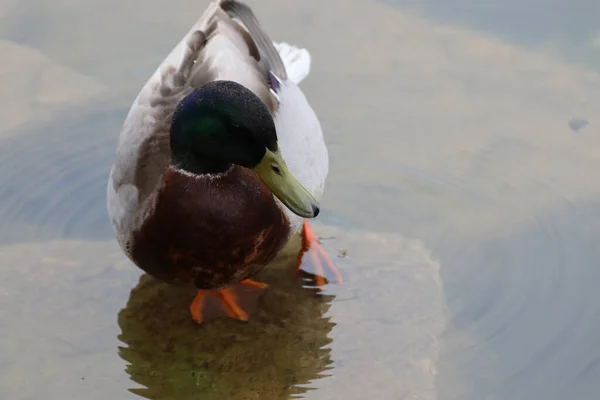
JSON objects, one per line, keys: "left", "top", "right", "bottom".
{"left": 271, "top": 165, "right": 282, "bottom": 175}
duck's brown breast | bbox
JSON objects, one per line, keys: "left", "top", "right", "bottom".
{"left": 130, "top": 166, "right": 291, "bottom": 289}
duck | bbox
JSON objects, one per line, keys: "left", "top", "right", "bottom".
{"left": 107, "top": 0, "right": 341, "bottom": 324}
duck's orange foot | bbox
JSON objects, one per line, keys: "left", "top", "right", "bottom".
{"left": 189, "top": 279, "right": 268, "bottom": 324}
{"left": 295, "top": 220, "right": 343, "bottom": 287}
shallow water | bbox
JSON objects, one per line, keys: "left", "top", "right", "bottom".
{"left": 0, "top": 0, "right": 599, "bottom": 399}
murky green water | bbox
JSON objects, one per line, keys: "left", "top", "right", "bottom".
{"left": 1, "top": 0, "right": 599, "bottom": 399}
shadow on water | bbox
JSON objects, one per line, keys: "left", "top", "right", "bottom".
{"left": 117, "top": 240, "right": 337, "bottom": 400}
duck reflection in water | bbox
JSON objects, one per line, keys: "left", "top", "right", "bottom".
{"left": 117, "top": 234, "right": 337, "bottom": 400}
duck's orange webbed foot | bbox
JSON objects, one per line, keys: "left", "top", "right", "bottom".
{"left": 294, "top": 220, "right": 343, "bottom": 287}
{"left": 189, "top": 279, "right": 268, "bottom": 324}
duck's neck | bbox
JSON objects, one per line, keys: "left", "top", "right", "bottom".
{"left": 170, "top": 146, "right": 232, "bottom": 175}
{"left": 170, "top": 110, "right": 233, "bottom": 175}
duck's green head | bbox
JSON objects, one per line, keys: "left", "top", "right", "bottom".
{"left": 170, "top": 80, "right": 319, "bottom": 218}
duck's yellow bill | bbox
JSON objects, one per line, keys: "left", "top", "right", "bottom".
{"left": 252, "top": 148, "right": 319, "bottom": 218}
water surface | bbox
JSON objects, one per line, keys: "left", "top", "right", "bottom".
{"left": 0, "top": 0, "right": 599, "bottom": 399}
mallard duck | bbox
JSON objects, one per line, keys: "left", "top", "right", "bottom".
{"left": 107, "top": 0, "right": 341, "bottom": 324}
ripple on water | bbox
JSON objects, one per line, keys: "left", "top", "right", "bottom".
{"left": 436, "top": 200, "right": 600, "bottom": 400}
{"left": 0, "top": 101, "right": 127, "bottom": 243}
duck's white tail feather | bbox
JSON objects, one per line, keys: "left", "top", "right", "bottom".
{"left": 274, "top": 42, "right": 311, "bottom": 85}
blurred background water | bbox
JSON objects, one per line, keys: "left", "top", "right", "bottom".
{"left": 0, "top": 0, "right": 599, "bottom": 399}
